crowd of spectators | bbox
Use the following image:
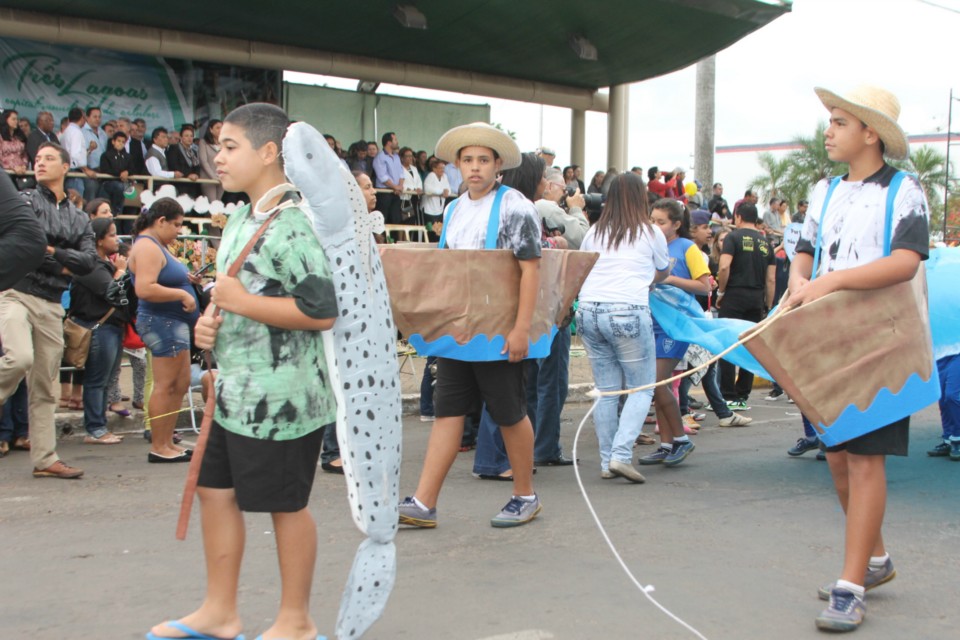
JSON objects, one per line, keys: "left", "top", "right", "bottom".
{"left": 1, "top": 107, "right": 231, "bottom": 216}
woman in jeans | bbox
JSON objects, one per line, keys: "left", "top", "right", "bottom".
{"left": 129, "top": 198, "right": 199, "bottom": 462}
{"left": 576, "top": 172, "right": 670, "bottom": 482}
{"left": 70, "top": 218, "right": 130, "bottom": 444}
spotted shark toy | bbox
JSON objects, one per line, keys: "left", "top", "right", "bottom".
{"left": 283, "top": 122, "right": 402, "bottom": 639}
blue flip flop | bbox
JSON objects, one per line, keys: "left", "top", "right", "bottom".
{"left": 253, "top": 636, "right": 326, "bottom": 640}
{"left": 146, "top": 620, "right": 245, "bottom": 640}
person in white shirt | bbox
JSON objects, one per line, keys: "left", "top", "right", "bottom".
{"left": 59, "top": 107, "right": 91, "bottom": 197}
{"left": 144, "top": 127, "right": 182, "bottom": 180}
{"left": 399, "top": 146, "right": 423, "bottom": 222}
{"left": 576, "top": 171, "right": 670, "bottom": 482}
{"left": 422, "top": 156, "right": 450, "bottom": 218}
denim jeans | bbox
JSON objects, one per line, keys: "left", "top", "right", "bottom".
{"left": 701, "top": 362, "right": 732, "bottom": 418}
{"left": 321, "top": 422, "right": 340, "bottom": 464}
{"left": 576, "top": 302, "right": 656, "bottom": 470}
{"left": 419, "top": 356, "right": 437, "bottom": 417}
{"left": 527, "top": 328, "right": 571, "bottom": 462}
{"left": 0, "top": 378, "right": 29, "bottom": 442}
{"left": 100, "top": 180, "right": 126, "bottom": 215}
{"left": 938, "top": 354, "right": 960, "bottom": 441}
{"left": 472, "top": 406, "right": 511, "bottom": 476}
{"left": 82, "top": 322, "right": 124, "bottom": 438}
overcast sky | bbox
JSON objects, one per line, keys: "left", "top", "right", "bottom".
{"left": 286, "top": 0, "right": 959, "bottom": 201}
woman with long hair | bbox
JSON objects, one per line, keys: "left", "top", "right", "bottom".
{"left": 588, "top": 170, "right": 605, "bottom": 194}
{"left": 576, "top": 172, "right": 670, "bottom": 481}
{"left": 1, "top": 109, "right": 29, "bottom": 179}
{"left": 198, "top": 119, "right": 223, "bottom": 202}
{"left": 640, "top": 199, "right": 712, "bottom": 467}
{"left": 128, "top": 198, "right": 199, "bottom": 462}
{"left": 69, "top": 218, "right": 131, "bottom": 444}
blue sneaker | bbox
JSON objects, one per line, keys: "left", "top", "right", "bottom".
{"left": 638, "top": 447, "right": 671, "bottom": 465}
{"left": 664, "top": 440, "right": 695, "bottom": 467}
{"left": 398, "top": 496, "right": 437, "bottom": 528}
{"left": 788, "top": 436, "right": 820, "bottom": 457}
{"left": 491, "top": 495, "right": 542, "bottom": 528}
{"left": 815, "top": 588, "right": 865, "bottom": 632}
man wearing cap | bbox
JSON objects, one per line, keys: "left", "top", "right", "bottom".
{"left": 536, "top": 146, "right": 556, "bottom": 168}
{"left": 788, "top": 86, "right": 930, "bottom": 633}
{"left": 399, "top": 122, "right": 543, "bottom": 529}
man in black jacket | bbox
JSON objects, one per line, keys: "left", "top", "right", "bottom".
{"left": 25, "top": 111, "right": 59, "bottom": 168}
{"left": 99, "top": 131, "right": 131, "bottom": 215}
{"left": 0, "top": 141, "right": 96, "bottom": 479}
{"left": 0, "top": 168, "right": 45, "bottom": 290}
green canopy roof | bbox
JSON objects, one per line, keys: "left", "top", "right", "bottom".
{"left": 4, "top": 0, "right": 790, "bottom": 90}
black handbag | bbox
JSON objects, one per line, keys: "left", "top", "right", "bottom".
{"left": 105, "top": 271, "right": 136, "bottom": 314}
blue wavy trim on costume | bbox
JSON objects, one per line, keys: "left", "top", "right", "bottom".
{"left": 816, "top": 370, "right": 941, "bottom": 447}
{"left": 407, "top": 326, "right": 559, "bottom": 361}
{"left": 648, "top": 286, "right": 771, "bottom": 378}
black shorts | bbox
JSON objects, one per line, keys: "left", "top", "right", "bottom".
{"left": 821, "top": 417, "right": 909, "bottom": 457}
{"left": 197, "top": 421, "right": 326, "bottom": 512}
{"left": 433, "top": 358, "right": 527, "bottom": 426}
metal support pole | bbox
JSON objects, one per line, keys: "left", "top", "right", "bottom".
{"left": 944, "top": 88, "right": 953, "bottom": 240}
{"left": 694, "top": 56, "right": 717, "bottom": 192}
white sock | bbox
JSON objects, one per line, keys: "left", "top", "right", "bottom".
{"left": 516, "top": 494, "right": 537, "bottom": 502}
{"left": 413, "top": 496, "right": 429, "bottom": 511}
{"left": 659, "top": 443, "right": 672, "bottom": 452}
{"left": 869, "top": 553, "right": 890, "bottom": 569}
{"left": 835, "top": 579, "right": 865, "bottom": 599}
{"left": 674, "top": 435, "right": 690, "bottom": 444}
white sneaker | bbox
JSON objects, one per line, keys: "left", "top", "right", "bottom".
{"left": 719, "top": 413, "right": 753, "bottom": 427}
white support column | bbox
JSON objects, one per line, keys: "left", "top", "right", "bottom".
{"left": 571, "top": 109, "right": 586, "bottom": 168}
{"left": 607, "top": 84, "right": 629, "bottom": 171}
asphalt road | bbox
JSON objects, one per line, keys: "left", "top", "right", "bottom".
{"left": 0, "top": 394, "right": 956, "bottom": 640}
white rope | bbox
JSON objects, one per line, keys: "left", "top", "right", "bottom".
{"left": 571, "top": 399, "right": 709, "bottom": 640}
{"left": 568, "top": 302, "right": 794, "bottom": 638}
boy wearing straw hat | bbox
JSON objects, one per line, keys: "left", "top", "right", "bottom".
{"left": 398, "top": 122, "right": 543, "bottom": 528}
{"left": 788, "top": 86, "right": 930, "bottom": 632}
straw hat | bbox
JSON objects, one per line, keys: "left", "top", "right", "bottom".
{"left": 814, "top": 85, "right": 909, "bottom": 160}
{"left": 435, "top": 122, "right": 521, "bottom": 170}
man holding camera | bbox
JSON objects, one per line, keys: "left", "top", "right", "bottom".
{"left": 536, "top": 167, "right": 589, "bottom": 250}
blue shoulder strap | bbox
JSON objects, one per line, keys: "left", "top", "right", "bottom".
{"left": 437, "top": 185, "right": 509, "bottom": 250}
{"left": 437, "top": 197, "right": 458, "bottom": 249}
{"left": 883, "top": 171, "right": 907, "bottom": 256}
{"left": 811, "top": 170, "right": 909, "bottom": 281}
{"left": 810, "top": 177, "right": 842, "bottom": 282}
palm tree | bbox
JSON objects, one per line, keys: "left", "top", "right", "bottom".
{"left": 787, "top": 122, "right": 848, "bottom": 190}
{"left": 749, "top": 152, "right": 794, "bottom": 205}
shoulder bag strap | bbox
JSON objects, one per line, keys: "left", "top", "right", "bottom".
{"left": 225, "top": 209, "right": 283, "bottom": 278}
{"left": 810, "top": 177, "right": 843, "bottom": 282}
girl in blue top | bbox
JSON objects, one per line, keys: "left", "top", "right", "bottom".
{"left": 641, "top": 199, "right": 711, "bottom": 467}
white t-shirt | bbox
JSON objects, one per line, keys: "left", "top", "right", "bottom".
{"left": 796, "top": 165, "right": 929, "bottom": 275}
{"left": 422, "top": 171, "right": 450, "bottom": 216}
{"left": 443, "top": 186, "right": 542, "bottom": 260}
{"left": 579, "top": 223, "right": 670, "bottom": 306}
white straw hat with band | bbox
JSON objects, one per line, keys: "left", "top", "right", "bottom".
{"left": 814, "top": 85, "right": 909, "bottom": 160}
{"left": 435, "top": 122, "right": 522, "bottom": 170}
